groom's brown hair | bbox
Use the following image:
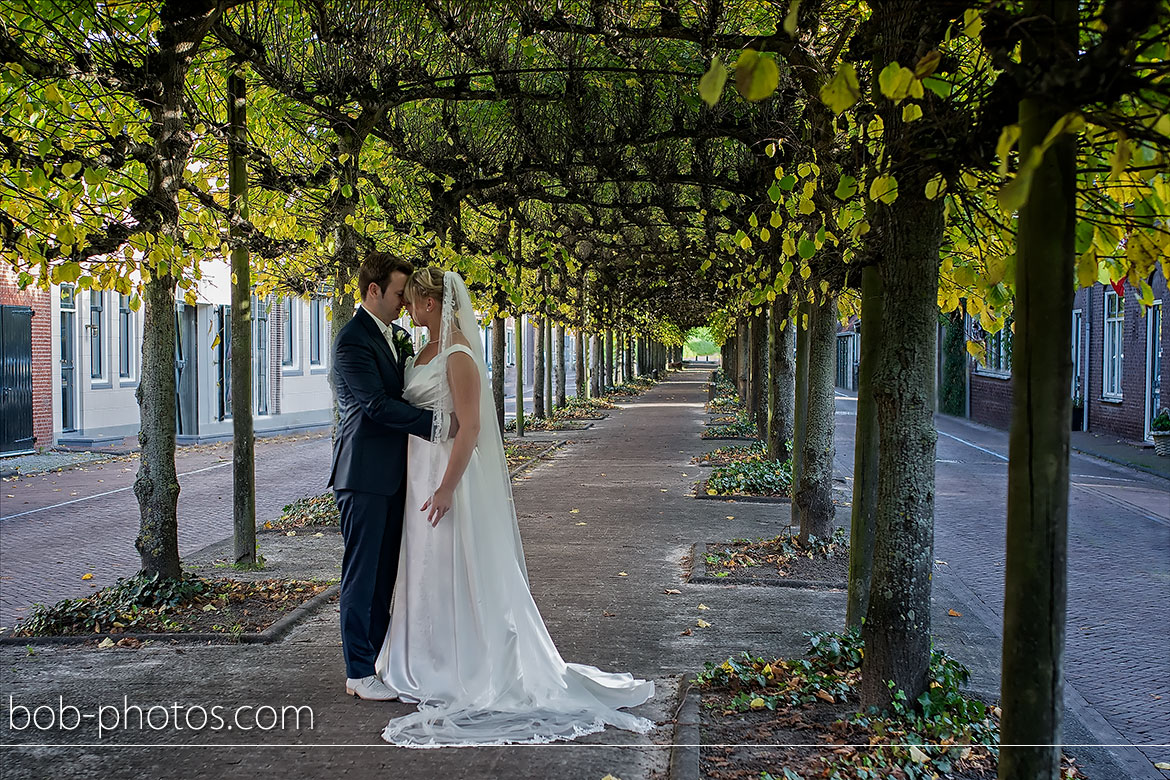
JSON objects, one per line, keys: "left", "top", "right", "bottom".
{"left": 359, "top": 252, "right": 414, "bottom": 300}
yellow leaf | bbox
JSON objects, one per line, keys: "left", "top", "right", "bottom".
{"left": 963, "top": 8, "right": 983, "bottom": 38}
{"left": 570, "top": 508, "right": 580, "bottom": 513}
{"left": 735, "top": 49, "right": 779, "bottom": 102}
{"left": 948, "top": 608, "right": 962, "bottom": 617}
{"left": 699, "top": 56, "right": 729, "bottom": 108}
{"left": 618, "top": 572, "right": 628, "bottom": 576}
{"left": 869, "top": 175, "right": 899, "bottom": 205}
{"left": 1153, "top": 763, "right": 1170, "bottom": 770}
{"left": 81, "top": 573, "right": 94, "bottom": 580}
{"left": 909, "top": 745, "right": 931, "bottom": 763}
{"left": 1076, "top": 248, "right": 1098, "bottom": 289}
{"left": 878, "top": 62, "right": 915, "bottom": 103}
{"left": 996, "top": 124, "right": 1022, "bottom": 175}
{"left": 966, "top": 340, "right": 986, "bottom": 363}
{"left": 819, "top": 63, "right": 861, "bottom": 115}
{"left": 696, "top": 619, "right": 711, "bottom": 628}
{"left": 749, "top": 697, "right": 767, "bottom": 710}
{"left": 575, "top": 522, "right": 587, "bottom": 526}
{"left": 97, "top": 637, "right": 116, "bottom": 649}
{"left": 925, "top": 173, "right": 946, "bottom": 200}
{"left": 697, "top": 603, "right": 710, "bottom": 610}
{"left": 902, "top": 104, "right": 923, "bottom": 122}
{"left": 783, "top": 0, "right": 801, "bottom": 35}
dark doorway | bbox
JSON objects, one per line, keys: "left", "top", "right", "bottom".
{"left": 1, "top": 305, "right": 35, "bottom": 454}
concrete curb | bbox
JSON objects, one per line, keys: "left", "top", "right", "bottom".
{"left": 692, "top": 482, "right": 791, "bottom": 504}
{"left": 1071, "top": 444, "right": 1170, "bottom": 483}
{"left": 0, "top": 584, "right": 339, "bottom": 647}
{"left": 687, "top": 544, "right": 848, "bottom": 590}
{"left": 668, "top": 673, "right": 700, "bottom": 780}
{"left": 699, "top": 436, "right": 761, "bottom": 443}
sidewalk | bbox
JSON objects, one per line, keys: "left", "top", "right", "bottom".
{"left": 1070, "top": 429, "right": 1170, "bottom": 480}
{"left": 0, "top": 370, "right": 1162, "bottom": 779}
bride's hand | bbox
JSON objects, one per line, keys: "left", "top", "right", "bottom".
{"left": 421, "top": 488, "right": 454, "bottom": 527}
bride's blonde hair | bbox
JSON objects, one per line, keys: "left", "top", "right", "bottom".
{"left": 404, "top": 267, "right": 448, "bottom": 308}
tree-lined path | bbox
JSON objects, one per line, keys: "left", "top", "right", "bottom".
{"left": 3, "top": 368, "right": 1165, "bottom": 779}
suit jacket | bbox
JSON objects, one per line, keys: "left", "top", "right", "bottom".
{"left": 328, "top": 306, "right": 433, "bottom": 496}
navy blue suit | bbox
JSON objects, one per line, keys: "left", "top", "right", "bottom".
{"left": 329, "top": 306, "right": 432, "bottom": 679}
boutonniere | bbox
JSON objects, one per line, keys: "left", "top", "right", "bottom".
{"left": 392, "top": 327, "right": 415, "bottom": 360}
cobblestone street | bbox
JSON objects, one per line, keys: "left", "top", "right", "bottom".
{"left": 0, "top": 433, "right": 330, "bottom": 629}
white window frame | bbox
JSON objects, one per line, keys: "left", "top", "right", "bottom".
{"left": 309, "top": 297, "right": 325, "bottom": 367}
{"left": 281, "top": 297, "right": 300, "bottom": 373}
{"left": 88, "top": 290, "right": 109, "bottom": 386}
{"left": 1102, "top": 289, "right": 1124, "bottom": 400}
{"left": 1145, "top": 299, "right": 1163, "bottom": 438}
{"left": 117, "top": 293, "right": 137, "bottom": 382}
{"left": 972, "top": 319, "right": 1012, "bottom": 378}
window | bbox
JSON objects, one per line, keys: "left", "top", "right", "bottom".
{"left": 972, "top": 318, "right": 1012, "bottom": 377}
{"left": 256, "top": 297, "right": 269, "bottom": 415}
{"left": 282, "top": 297, "right": 296, "bottom": 367}
{"left": 89, "top": 291, "right": 105, "bottom": 380}
{"left": 309, "top": 297, "right": 324, "bottom": 365}
{"left": 1103, "top": 290, "right": 1124, "bottom": 399}
{"left": 118, "top": 294, "right": 133, "bottom": 378}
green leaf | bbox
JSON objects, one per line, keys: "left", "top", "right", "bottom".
{"left": 834, "top": 176, "right": 857, "bottom": 200}
{"left": 923, "top": 76, "right": 952, "bottom": 98}
{"left": 734, "top": 49, "right": 779, "bottom": 102}
{"left": 902, "top": 103, "right": 923, "bottom": 122}
{"left": 768, "top": 181, "right": 782, "bottom": 203}
{"left": 819, "top": 63, "right": 861, "bottom": 115}
{"left": 797, "top": 238, "right": 816, "bottom": 259}
{"left": 783, "top": 0, "right": 801, "bottom": 36}
{"left": 996, "top": 124, "right": 1022, "bottom": 175}
{"left": 778, "top": 175, "right": 796, "bottom": 191}
{"left": 925, "top": 173, "right": 946, "bottom": 200}
{"left": 699, "top": 56, "right": 729, "bottom": 107}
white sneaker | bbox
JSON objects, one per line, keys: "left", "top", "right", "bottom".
{"left": 345, "top": 675, "right": 396, "bottom": 701}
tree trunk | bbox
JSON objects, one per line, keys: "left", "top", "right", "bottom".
{"left": 847, "top": 266, "right": 882, "bottom": 628}
{"left": 861, "top": 195, "right": 945, "bottom": 711}
{"left": 790, "top": 300, "right": 811, "bottom": 533}
{"left": 767, "top": 293, "right": 796, "bottom": 462}
{"left": 514, "top": 314, "right": 525, "bottom": 437}
{"left": 576, "top": 328, "right": 586, "bottom": 398}
{"left": 604, "top": 328, "right": 614, "bottom": 389}
{"left": 751, "top": 313, "right": 767, "bottom": 436}
{"left": 624, "top": 333, "right": 633, "bottom": 380}
{"left": 493, "top": 316, "right": 506, "bottom": 433}
{"left": 545, "top": 317, "right": 554, "bottom": 412}
{"left": 133, "top": 1, "right": 221, "bottom": 580}
{"left": 736, "top": 319, "right": 750, "bottom": 402}
{"left": 555, "top": 324, "right": 567, "bottom": 408}
{"left": 134, "top": 274, "right": 182, "bottom": 579}
{"left": 534, "top": 315, "right": 546, "bottom": 419}
{"left": 795, "top": 294, "right": 837, "bottom": 542}
{"left": 591, "top": 333, "right": 602, "bottom": 397}
{"left": 226, "top": 58, "right": 255, "bottom": 566}
{"left": 999, "top": 3, "right": 1076, "bottom": 777}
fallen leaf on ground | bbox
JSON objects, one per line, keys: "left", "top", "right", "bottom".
{"left": 81, "top": 573, "right": 93, "bottom": 580}
{"left": 726, "top": 516, "right": 735, "bottom": 520}
{"left": 602, "top": 611, "right": 616, "bottom": 617}
{"left": 749, "top": 697, "right": 766, "bottom": 710}
{"left": 660, "top": 489, "right": 668, "bottom": 493}
{"left": 696, "top": 619, "right": 711, "bottom": 628}
{"left": 576, "top": 522, "right": 587, "bottom": 526}
{"left": 601, "top": 775, "right": 622, "bottom": 780}
{"left": 287, "top": 531, "right": 297, "bottom": 537}
{"left": 697, "top": 604, "right": 709, "bottom": 610}
{"left": 680, "top": 628, "right": 692, "bottom": 636}
{"left": 570, "top": 509, "right": 580, "bottom": 514}
{"left": 617, "top": 572, "right": 628, "bottom": 576}
{"left": 1154, "top": 762, "right": 1170, "bottom": 770}
{"left": 947, "top": 609, "right": 962, "bottom": 617}
{"left": 815, "top": 689, "right": 836, "bottom": 704}
{"left": 97, "top": 637, "right": 115, "bottom": 649}
{"left": 935, "top": 559, "right": 948, "bottom": 565}
{"left": 908, "top": 746, "right": 931, "bottom": 763}
{"left": 116, "top": 638, "right": 143, "bottom": 649}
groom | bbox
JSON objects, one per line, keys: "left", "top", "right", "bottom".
{"left": 329, "top": 251, "right": 444, "bottom": 700}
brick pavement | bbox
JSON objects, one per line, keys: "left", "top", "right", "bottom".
{"left": 0, "top": 433, "right": 331, "bottom": 630}
{"left": 927, "top": 414, "right": 1170, "bottom": 769}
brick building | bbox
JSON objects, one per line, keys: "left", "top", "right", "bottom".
{"left": 0, "top": 264, "right": 53, "bottom": 454}
{"left": 968, "top": 271, "right": 1168, "bottom": 443}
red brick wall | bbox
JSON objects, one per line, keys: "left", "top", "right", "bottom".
{"left": 970, "top": 372, "right": 1013, "bottom": 429}
{"left": 0, "top": 265, "right": 53, "bottom": 449}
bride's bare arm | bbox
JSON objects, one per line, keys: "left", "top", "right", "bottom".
{"left": 422, "top": 350, "right": 481, "bottom": 526}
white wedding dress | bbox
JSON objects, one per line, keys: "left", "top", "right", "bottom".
{"left": 374, "top": 274, "right": 653, "bottom": 748}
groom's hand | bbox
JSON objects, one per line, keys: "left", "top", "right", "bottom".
{"left": 421, "top": 488, "right": 454, "bottom": 527}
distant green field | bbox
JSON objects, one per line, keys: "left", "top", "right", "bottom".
{"left": 684, "top": 327, "right": 719, "bottom": 358}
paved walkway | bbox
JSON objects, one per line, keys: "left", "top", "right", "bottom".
{"left": 0, "top": 369, "right": 1165, "bottom": 780}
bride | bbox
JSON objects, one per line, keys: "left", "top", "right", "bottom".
{"left": 375, "top": 267, "right": 654, "bottom": 747}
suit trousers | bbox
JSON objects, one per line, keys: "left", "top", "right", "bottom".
{"left": 335, "top": 485, "right": 406, "bottom": 679}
